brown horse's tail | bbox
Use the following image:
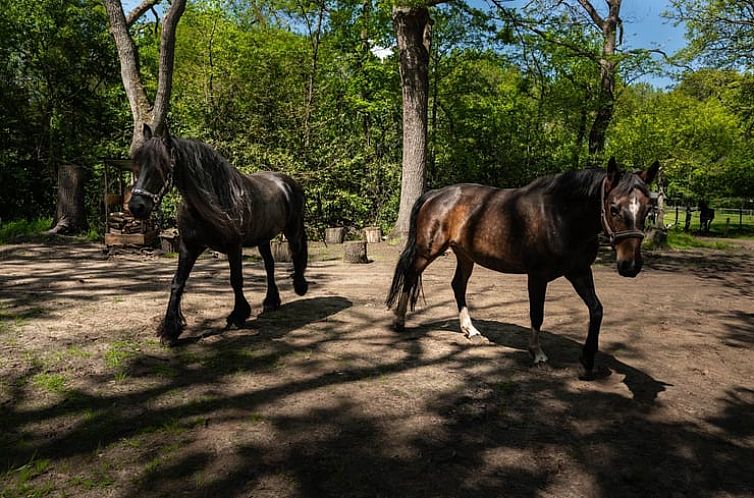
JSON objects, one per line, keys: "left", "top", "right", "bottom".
{"left": 385, "top": 192, "right": 430, "bottom": 311}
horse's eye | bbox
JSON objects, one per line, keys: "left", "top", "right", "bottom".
{"left": 610, "top": 206, "right": 620, "bottom": 217}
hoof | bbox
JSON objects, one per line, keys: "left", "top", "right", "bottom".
{"left": 579, "top": 365, "right": 612, "bottom": 381}
{"left": 529, "top": 348, "right": 549, "bottom": 365}
{"left": 263, "top": 295, "right": 281, "bottom": 313}
{"left": 226, "top": 302, "right": 252, "bottom": 329}
{"left": 158, "top": 317, "right": 184, "bottom": 346}
{"left": 467, "top": 332, "right": 487, "bottom": 344}
{"left": 293, "top": 275, "right": 308, "bottom": 296}
{"left": 393, "top": 320, "right": 405, "bottom": 332}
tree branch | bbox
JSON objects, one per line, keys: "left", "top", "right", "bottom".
{"left": 576, "top": 0, "right": 604, "bottom": 28}
{"left": 152, "top": 0, "right": 187, "bottom": 135}
{"left": 126, "top": 0, "right": 161, "bottom": 27}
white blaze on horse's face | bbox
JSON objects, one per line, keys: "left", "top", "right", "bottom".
{"left": 628, "top": 192, "right": 640, "bottom": 225}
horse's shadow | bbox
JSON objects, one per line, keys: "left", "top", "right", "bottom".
{"left": 174, "top": 296, "right": 353, "bottom": 346}
{"left": 415, "top": 318, "right": 671, "bottom": 406}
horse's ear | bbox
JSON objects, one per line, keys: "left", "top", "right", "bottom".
{"left": 606, "top": 156, "right": 620, "bottom": 190}
{"left": 161, "top": 123, "right": 173, "bottom": 149}
{"left": 639, "top": 160, "right": 660, "bottom": 185}
{"left": 142, "top": 123, "right": 153, "bottom": 141}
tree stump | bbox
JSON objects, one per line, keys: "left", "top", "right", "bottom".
{"left": 343, "top": 240, "right": 368, "bottom": 263}
{"left": 363, "top": 226, "right": 382, "bottom": 243}
{"left": 49, "top": 164, "right": 88, "bottom": 235}
{"left": 647, "top": 229, "right": 668, "bottom": 249}
{"left": 159, "top": 228, "right": 180, "bottom": 253}
{"left": 271, "top": 240, "right": 292, "bottom": 262}
{"left": 325, "top": 227, "right": 346, "bottom": 244}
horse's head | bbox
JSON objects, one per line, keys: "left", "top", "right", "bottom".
{"left": 128, "top": 124, "right": 174, "bottom": 219}
{"left": 601, "top": 157, "right": 660, "bottom": 278}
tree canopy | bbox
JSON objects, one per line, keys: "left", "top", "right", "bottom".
{"left": 1, "top": 0, "right": 753, "bottom": 235}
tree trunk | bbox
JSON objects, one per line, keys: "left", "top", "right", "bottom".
{"left": 49, "top": 164, "right": 88, "bottom": 235}
{"left": 578, "top": 0, "right": 621, "bottom": 161}
{"left": 656, "top": 166, "right": 665, "bottom": 229}
{"left": 391, "top": 5, "right": 432, "bottom": 238}
{"left": 104, "top": 0, "right": 186, "bottom": 154}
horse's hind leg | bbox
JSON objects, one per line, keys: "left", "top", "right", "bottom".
{"left": 258, "top": 240, "right": 281, "bottom": 312}
{"left": 392, "top": 254, "right": 432, "bottom": 331}
{"left": 226, "top": 244, "right": 252, "bottom": 328}
{"left": 285, "top": 219, "right": 308, "bottom": 296}
{"left": 160, "top": 241, "right": 204, "bottom": 346}
{"left": 451, "top": 250, "right": 482, "bottom": 339}
{"left": 527, "top": 275, "right": 549, "bottom": 365}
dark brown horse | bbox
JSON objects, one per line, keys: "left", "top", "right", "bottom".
{"left": 386, "top": 158, "right": 659, "bottom": 379}
{"left": 129, "top": 124, "right": 308, "bottom": 345}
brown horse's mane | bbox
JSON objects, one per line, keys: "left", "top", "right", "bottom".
{"left": 525, "top": 167, "right": 649, "bottom": 201}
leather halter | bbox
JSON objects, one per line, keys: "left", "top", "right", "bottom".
{"left": 131, "top": 149, "right": 175, "bottom": 205}
{"left": 600, "top": 177, "right": 645, "bottom": 248}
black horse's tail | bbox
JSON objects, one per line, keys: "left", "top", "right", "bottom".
{"left": 385, "top": 192, "right": 431, "bottom": 311}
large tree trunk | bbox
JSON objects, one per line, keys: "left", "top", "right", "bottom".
{"left": 103, "top": 0, "right": 186, "bottom": 154}
{"left": 391, "top": 6, "right": 432, "bottom": 238}
{"left": 49, "top": 164, "right": 88, "bottom": 235}
{"left": 578, "top": 0, "right": 621, "bottom": 160}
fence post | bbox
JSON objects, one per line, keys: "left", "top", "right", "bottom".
{"left": 740, "top": 207, "right": 744, "bottom": 231}
{"left": 675, "top": 206, "right": 679, "bottom": 227}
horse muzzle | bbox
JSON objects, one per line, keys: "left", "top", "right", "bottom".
{"left": 617, "top": 259, "right": 642, "bottom": 278}
{"left": 128, "top": 194, "right": 154, "bottom": 219}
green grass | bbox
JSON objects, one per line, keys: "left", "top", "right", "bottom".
{"left": 1, "top": 454, "right": 53, "bottom": 498}
{"left": 666, "top": 231, "right": 733, "bottom": 250}
{"left": 665, "top": 208, "right": 754, "bottom": 238}
{"left": 0, "top": 218, "right": 52, "bottom": 244}
{"left": 31, "top": 373, "right": 67, "bottom": 394}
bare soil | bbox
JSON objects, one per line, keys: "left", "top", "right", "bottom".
{"left": 0, "top": 240, "right": 753, "bottom": 498}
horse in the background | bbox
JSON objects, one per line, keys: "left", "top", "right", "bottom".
{"left": 129, "top": 124, "right": 309, "bottom": 345}
{"left": 699, "top": 200, "right": 715, "bottom": 233}
{"left": 386, "top": 158, "right": 659, "bottom": 379}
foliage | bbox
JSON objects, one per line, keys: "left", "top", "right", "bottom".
{"left": 0, "top": 219, "right": 53, "bottom": 244}
{"left": 1, "top": 0, "right": 753, "bottom": 234}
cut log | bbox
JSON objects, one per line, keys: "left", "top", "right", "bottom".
{"left": 325, "top": 227, "right": 346, "bottom": 244}
{"left": 343, "top": 240, "right": 368, "bottom": 264}
{"left": 159, "top": 228, "right": 180, "bottom": 253}
{"left": 363, "top": 226, "right": 382, "bottom": 243}
{"left": 271, "top": 240, "right": 292, "bottom": 262}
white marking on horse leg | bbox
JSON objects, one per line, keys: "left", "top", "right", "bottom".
{"left": 393, "top": 292, "right": 409, "bottom": 329}
{"left": 459, "top": 306, "right": 482, "bottom": 339}
{"left": 529, "top": 327, "right": 548, "bottom": 364}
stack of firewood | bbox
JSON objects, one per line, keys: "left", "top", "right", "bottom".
{"left": 107, "top": 212, "right": 155, "bottom": 234}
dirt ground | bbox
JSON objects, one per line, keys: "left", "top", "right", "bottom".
{"left": 0, "top": 239, "right": 753, "bottom": 498}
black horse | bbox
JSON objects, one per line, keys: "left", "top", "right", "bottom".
{"left": 129, "top": 124, "right": 308, "bottom": 345}
{"left": 386, "top": 158, "right": 659, "bottom": 379}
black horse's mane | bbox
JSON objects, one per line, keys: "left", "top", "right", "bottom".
{"left": 135, "top": 137, "right": 250, "bottom": 235}
{"left": 525, "top": 167, "right": 648, "bottom": 201}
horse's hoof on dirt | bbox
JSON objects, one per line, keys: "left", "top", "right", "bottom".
{"left": 160, "top": 335, "right": 180, "bottom": 348}
{"left": 579, "top": 365, "right": 612, "bottom": 381}
{"left": 467, "top": 333, "right": 487, "bottom": 344}
{"left": 293, "top": 275, "right": 308, "bottom": 296}
{"left": 263, "top": 297, "right": 281, "bottom": 313}
{"left": 393, "top": 321, "right": 405, "bottom": 332}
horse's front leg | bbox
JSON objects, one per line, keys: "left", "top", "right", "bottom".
{"left": 565, "top": 269, "right": 604, "bottom": 380}
{"left": 258, "top": 241, "right": 281, "bottom": 313}
{"left": 527, "top": 275, "right": 549, "bottom": 365}
{"left": 226, "top": 244, "right": 251, "bottom": 328}
{"left": 160, "top": 241, "right": 203, "bottom": 346}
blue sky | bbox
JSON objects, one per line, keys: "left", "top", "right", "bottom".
{"left": 123, "top": 0, "right": 687, "bottom": 87}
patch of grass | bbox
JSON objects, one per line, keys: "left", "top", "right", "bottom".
{"left": 68, "top": 461, "right": 114, "bottom": 491}
{"left": 163, "top": 251, "right": 178, "bottom": 258}
{"left": 104, "top": 340, "right": 139, "bottom": 371}
{"left": 31, "top": 373, "right": 67, "bottom": 394}
{"left": 248, "top": 412, "right": 266, "bottom": 424}
{"left": 0, "top": 218, "right": 52, "bottom": 244}
{"left": 83, "top": 227, "right": 102, "bottom": 243}
{"left": 1, "top": 454, "right": 53, "bottom": 498}
{"left": 667, "top": 231, "right": 732, "bottom": 250}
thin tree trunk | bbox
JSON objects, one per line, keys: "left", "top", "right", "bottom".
{"left": 49, "top": 164, "right": 88, "bottom": 235}
{"left": 577, "top": 0, "right": 621, "bottom": 160}
{"left": 104, "top": 0, "right": 186, "bottom": 154}
{"left": 303, "top": 0, "right": 325, "bottom": 149}
{"left": 391, "top": 5, "right": 432, "bottom": 238}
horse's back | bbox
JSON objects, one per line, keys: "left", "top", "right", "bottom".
{"left": 415, "top": 184, "right": 534, "bottom": 272}
{"left": 239, "top": 171, "right": 305, "bottom": 244}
